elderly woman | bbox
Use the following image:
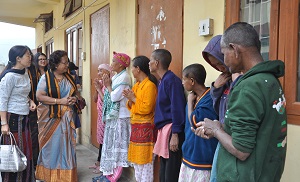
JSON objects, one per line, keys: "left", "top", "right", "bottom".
{"left": 0, "top": 45, "right": 36, "bottom": 182}
{"left": 100, "top": 52, "right": 132, "bottom": 182}
{"left": 35, "top": 50, "right": 81, "bottom": 182}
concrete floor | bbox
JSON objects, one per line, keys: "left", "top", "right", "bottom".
{"left": 76, "top": 144, "right": 133, "bottom": 182}
{"left": 36, "top": 144, "right": 134, "bottom": 182}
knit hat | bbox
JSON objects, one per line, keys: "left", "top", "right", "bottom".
{"left": 113, "top": 51, "right": 130, "bottom": 67}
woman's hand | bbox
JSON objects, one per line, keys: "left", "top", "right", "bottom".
{"left": 94, "top": 78, "right": 103, "bottom": 91}
{"left": 102, "top": 74, "right": 112, "bottom": 88}
{"left": 122, "top": 89, "right": 136, "bottom": 102}
{"left": 29, "top": 100, "right": 36, "bottom": 111}
{"left": 1, "top": 124, "right": 10, "bottom": 135}
{"left": 67, "top": 96, "right": 77, "bottom": 105}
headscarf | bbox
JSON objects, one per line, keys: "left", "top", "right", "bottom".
{"left": 98, "top": 64, "right": 112, "bottom": 72}
{"left": 113, "top": 51, "right": 130, "bottom": 67}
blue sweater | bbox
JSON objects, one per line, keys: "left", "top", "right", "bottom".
{"left": 182, "top": 91, "right": 218, "bottom": 170}
{"left": 154, "top": 71, "right": 186, "bottom": 133}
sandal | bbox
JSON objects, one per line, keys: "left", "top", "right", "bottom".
{"left": 89, "top": 162, "right": 100, "bottom": 169}
{"left": 93, "top": 166, "right": 101, "bottom": 174}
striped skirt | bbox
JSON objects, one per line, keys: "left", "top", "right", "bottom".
{"left": 1, "top": 113, "right": 35, "bottom": 182}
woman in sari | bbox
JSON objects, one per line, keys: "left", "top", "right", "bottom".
{"left": 123, "top": 56, "right": 158, "bottom": 182}
{"left": 0, "top": 45, "right": 36, "bottom": 182}
{"left": 100, "top": 51, "right": 131, "bottom": 182}
{"left": 35, "top": 50, "right": 80, "bottom": 182}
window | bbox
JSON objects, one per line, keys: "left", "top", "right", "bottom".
{"left": 226, "top": 0, "right": 300, "bottom": 125}
{"left": 240, "top": 0, "right": 271, "bottom": 61}
{"left": 62, "top": 0, "right": 82, "bottom": 17}
{"left": 46, "top": 39, "right": 54, "bottom": 58}
{"left": 33, "top": 12, "right": 53, "bottom": 33}
{"left": 45, "top": 12, "right": 53, "bottom": 33}
{"left": 66, "top": 22, "right": 83, "bottom": 77}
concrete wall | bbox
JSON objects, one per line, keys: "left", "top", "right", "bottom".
{"left": 183, "top": 0, "right": 225, "bottom": 86}
{"left": 33, "top": 0, "right": 299, "bottom": 181}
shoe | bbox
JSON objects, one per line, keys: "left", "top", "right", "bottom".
{"left": 89, "top": 162, "right": 100, "bottom": 169}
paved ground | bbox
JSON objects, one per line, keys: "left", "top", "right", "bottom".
{"left": 36, "top": 144, "right": 133, "bottom": 182}
{"left": 77, "top": 144, "right": 133, "bottom": 182}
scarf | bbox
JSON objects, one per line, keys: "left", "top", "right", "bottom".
{"left": 45, "top": 70, "right": 78, "bottom": 118}
{"left": 102, "top": 69, "right": 130, "bottom": 121}
{"left": 0, "top": 68, "right": 26, "bottom": 81}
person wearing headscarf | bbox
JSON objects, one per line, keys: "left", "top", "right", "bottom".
{"left": 89, "top": 64, "right": 112, "bottom": 174}
{"left": 35, "top": 50, "right": 82, "bottom": 182}
{"left": 123, "top": 56, "right": 158, "bottom": 182}
{"left": 99, "top": 52, "right": 131, "bottom": 182}
{"left": 0, "top": 45, "right": 36, "bottom": 182}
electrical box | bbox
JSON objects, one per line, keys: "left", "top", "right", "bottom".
{"left": 81, "top": 52, "right": 86, "bottom": 61}
{"left": 199, "top": 18, "right": 214, "bottom": 36}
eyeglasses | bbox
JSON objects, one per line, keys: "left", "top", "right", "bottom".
{"left": 39, "top": 58, "right": 47, "bottom": 61}
{"left": 60, "top": 61, "right": 69, "bottom": 65}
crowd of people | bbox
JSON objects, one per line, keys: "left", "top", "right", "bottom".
{"left": 0, "top": 22, "right": 287, "bottom": 182}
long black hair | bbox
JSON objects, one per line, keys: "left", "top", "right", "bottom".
{"left": 132, "top": 56, "right": 158, "bottom": 86}
{"left": 0, "top": 45, "right": 29, "bottom": 76}
{"left": 33, "top": 52, "right": 48, "bottom": 72}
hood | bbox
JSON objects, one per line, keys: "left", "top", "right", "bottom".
{"left": 202, "top": 35, "right": 227, "bottom": 72}
{"left": 238, "top": 60, "right": 285, "bottom": 83}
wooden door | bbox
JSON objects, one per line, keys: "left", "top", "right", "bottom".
{"left": 278, "top": 0, "right": 300, "bottom": 125}
{"left": 90, "top": 5, "right": 110, "bottom": 147}
{"left": 137, "top": 0, "right": 183, "bottom": 77}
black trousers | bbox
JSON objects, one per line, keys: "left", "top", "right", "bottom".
{"left": 28, "top": 111, "right": 39, "bottom": 169}
{"left": 159, "top": 132, "right": 185, "bottom": 182}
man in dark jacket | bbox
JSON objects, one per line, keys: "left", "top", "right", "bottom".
{"left": 193, "top": 22, "right": 287, "bottom": 182}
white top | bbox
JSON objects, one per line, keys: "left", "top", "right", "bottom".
{"left": 111, "top": 71, "right": 131, "bottom": 118}
{"left": 0, "top": 70, "right": 30, "bottom": 115}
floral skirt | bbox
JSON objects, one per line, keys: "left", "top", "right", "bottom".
{"left": 100, "top": 118, "right": 131, "bottom": 175}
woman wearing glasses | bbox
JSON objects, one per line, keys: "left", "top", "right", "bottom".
{"left": 33, "top": 52, "right": 48, "bottom": 78}
{"left": 35, "top": 50, "right": 81, "bottom": 182}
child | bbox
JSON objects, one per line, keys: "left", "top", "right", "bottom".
{"left": 178, "top": 63, "right": 218, "bottom": 182}
{"left": 89, "top": 64, "right": 112, "bottom": 174}
{"left": 100, "top": 52, "right": 131, "bottom": 182}
{"left": 123, "top": 56, "right": 157, "bottom": 182}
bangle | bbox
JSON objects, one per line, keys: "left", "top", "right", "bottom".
{"left": 1, "top": 121, "right": 8, "bottom": 126}
{"left": 54, "top": 99, "right": 57, "bottom": 105}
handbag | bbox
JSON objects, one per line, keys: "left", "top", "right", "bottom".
{"left": 0, "top": 132, "right": 27, "bottom": 172}
{"left": 77, "top": 97, "right": 86, "bottom": 110}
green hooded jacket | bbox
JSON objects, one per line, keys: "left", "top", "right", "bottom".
{"left": 217, "top": 60, "right": 287, "bottom": 182}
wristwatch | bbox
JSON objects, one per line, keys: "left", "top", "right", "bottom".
{"left": 1, "top": 121, "right": 8, "bottom": 126}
